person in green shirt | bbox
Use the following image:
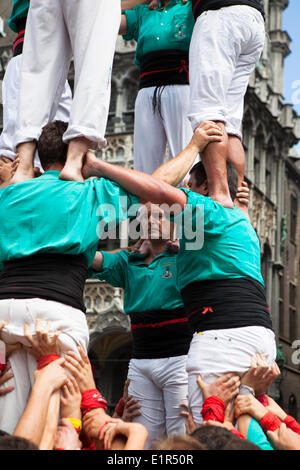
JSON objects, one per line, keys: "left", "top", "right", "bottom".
{"left": 81, "top": 121, "right": 276, "bottom": 428}
{"left": 91, "top": 202, "right": 192, "bottom": 449}
{"left": 119, "top": 0, "right": 195, "bottom": 178}
{"left": 0, "top": 120, "right": 140, "bottom": 435}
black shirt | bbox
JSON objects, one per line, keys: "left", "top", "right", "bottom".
{"left": 0, "top": 253, "right": 88, "bottom": 313}
{"left": 181, "top": 277, "right": 273, "bottom": 333}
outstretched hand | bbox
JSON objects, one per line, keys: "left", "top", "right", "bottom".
{"left": 23, "top": 319, "right": 61, "bottom": 358}
{"left": 197, "top": 373, "right": 240, "bottom": 406}
{"left": 54, "top": 418, "right": 82, "bottom": 450}
{"left": 240, "top": 353, "right": 272, "bottom": 394}
{"left": 64, "top": 347, "right": 96, "bottom": 393}
{"left": 192, "top": 121, "right": 224, "bottom": 153}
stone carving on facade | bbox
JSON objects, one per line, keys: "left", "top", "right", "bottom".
{"left": 84, "top": 279, "right": 129, "bottom": 334}
{"left": 97, "top": 135, "right": 133, "bottom": 168}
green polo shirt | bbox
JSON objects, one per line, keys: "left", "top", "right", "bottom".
{"left": 94, "top": 249, "right": 183, "bottom": 313}
{"left": 0, "top": 171, "right": 140, "bottom": 271}
{"left": 8, "top": 0, "right": 29, "bottom": 33}
{"left": 123, "top": 0, "right": 194, "bottom": 68}
{"left": 173, "top": 188, "right": 264, "bottom": 290}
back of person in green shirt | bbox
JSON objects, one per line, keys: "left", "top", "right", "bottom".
{"left": 91, "top": 202, "right": 192, "bottom": 449}
{"left": 81, "top": 122, "right": 277, "bottom": 429}
{"left": 119, "top": 0, "right": 195, "bottom": 178}
{"left": 0, "top": 120, "right": 140, "bottom": 435}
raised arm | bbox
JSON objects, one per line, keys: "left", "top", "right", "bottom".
{"left": 119, "top": 14, "right": 128, "bottom": 36}
{"left": 152, "top": 121, "right": 223, "bottom": 187}
{"left": 83, "top": 154, "right": 187, "bottom": 211}
{"left": 120, "top": 0, "right": 153, "bottom": 35}
{"left": 83, "top": 122, "right": 222, "bottom": 211}
{"left": 121, "top": 0, "right": 151, "bottom": 10}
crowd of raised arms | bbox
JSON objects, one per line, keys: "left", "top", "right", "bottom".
{"left": 0, "top": 0, "right": 299, "bottom": 451}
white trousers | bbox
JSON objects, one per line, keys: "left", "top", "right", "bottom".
{"left": 188, "top": 5, "right": 265, "bottom": 138}
{"left": 15, "top": 0, "right": 121, "bottom": 150}
{"left": 128, "top": 355, "right": 188, "bottom": 449}
{"left": 0, "top": 298, "right": 89, "bottom": 434}
{"left": 0, "top": 54, "right": 72, "bottom": 169}
{"left": 133, "top": 85, "right": 194, "bottom": 176}
{"left": 187, "top": 326, "right": 277, "bottom": 425}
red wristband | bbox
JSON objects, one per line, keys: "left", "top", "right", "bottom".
{"left": 256, "top": 394, "right": 268, "bottom": 407}
{"left": 283, "top": 415, "right": 300, "bottom": 435}
{"left": 259, "top": 412, "right": 282, "bottom": 433}
{"left": 230, "top": 429, "right": 246, "bottom": 440}
{"left": 0, "top": 363, "right": 6, "bottom": 373}
{"left": 80, "top": 389, "right": 108, "bottom": 416}
{"left": 201, "top": 396, "right": 225, "bottom": 423}
{"left": 114, "top": 397, "right": 125, "bottom": 417}
{"left": 37, "top": 354, "right": 61, "bottom": 370}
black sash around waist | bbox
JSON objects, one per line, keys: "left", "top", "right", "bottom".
{"left": 181, "top": 277, "right": 272, "bottom": 333}
{"left": 192, "top": 0, "right": 265, "bottom": 20}
{"left": 130, "top": 307, "right": 193, "bottom": 359}
{"left": 139, "top": 49, "right": 189, "bottom": 90}
{"left": 0, "top": 253, "right": 88, "bottom": 313}
{"left": 13, "top": 18, "right": 27, "bottom": 57}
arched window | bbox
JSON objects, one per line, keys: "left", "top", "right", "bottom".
{"left": 89, "top": 331, "right": 133, "bottom": 414}
{"left": 254, "top": 125, "right": 265, "bottom": 188}
{"left": 288, "top": 394, "right": 298, "bottom": 421}
{"left": 107, "top": 80, "right": 117, "bottom": 134}
{"left": 122, "top": 69, "right": 139, "bottom": 133}
{"left": 261, "top": 242, "right": 272, "bottom": 288}
{"left": 290, "top": 193, "right": 298, "bottom": 244}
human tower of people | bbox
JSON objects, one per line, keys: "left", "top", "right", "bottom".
{"left": 0, "top": 0, "right": 299, "bottom": 451}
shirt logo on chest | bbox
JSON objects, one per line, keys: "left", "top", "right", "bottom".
{"left": 174, "top": 24, "right": 187, "bottom": 39}
{"left": 162, "top": 266, "right": 173, "bottom": 279}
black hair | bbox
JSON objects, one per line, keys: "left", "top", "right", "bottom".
{"left": 189, "top": 160, "right": 238, "bottom": 201}
{"left": 37, "top": 120, "right": 68, "bottom": 171}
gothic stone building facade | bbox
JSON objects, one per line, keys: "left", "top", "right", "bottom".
{"left": 0, "top": 0, "right": 299, "bottom": 416}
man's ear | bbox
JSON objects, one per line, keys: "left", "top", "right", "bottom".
{"left": 202, "top": 180, "right": 209, "bottom": 196}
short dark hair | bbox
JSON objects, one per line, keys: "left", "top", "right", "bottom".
{"left": 0, "top": 435, "right": 38, "bottom": 450}
{"left": 189, "top": 161, "right": 238, "bottom": 201}
{"left": 37, "top": 120, "right": 68, "bottom": 171}
{"left": 152, "top": 434, "right": 207, "bottom": 450}
{"left": 191, "top": 425, "right": 260, "bottom": 450}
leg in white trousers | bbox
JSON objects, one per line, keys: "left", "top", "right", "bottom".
{"left": 188, "top": 6, "right": 265, "bottom": 138}
{"left": 15, "top": 0, "right": 121, "bottom": 150}
{"left": 128, "top": 356, "right": 188, "bottom": 449}
{"left": 187, "top": 327, "right": 277, "bottom": 425}
{"left": 0, "top": 298, "right": 89, "bottom": 434}
{"left": 0, "top": 54, "right": 72, "bottom": 169}
{"left": 133, "top": 85, "right": 194, "bottom": 177}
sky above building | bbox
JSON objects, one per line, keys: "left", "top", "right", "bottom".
{"left": 282, "top": 0, "right": 300, "bottom": 150}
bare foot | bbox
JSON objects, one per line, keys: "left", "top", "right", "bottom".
{"left": 59, "top": 137, "right": 91, "bottom": 182}
{"left": 8, "top": 166, "right": 35, "bottom": 184}
{"left": 210, "top": 194, "right": 234, "bottom": 209}
{"left": 9, "top": 141, "right": 36, "bottom": 184}
{"left": 59, "top": 164, "right": 85, "bottom": 182}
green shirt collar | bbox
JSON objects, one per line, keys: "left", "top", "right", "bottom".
{"left": 128, "top": 246, "right": 176, "bottom": 265}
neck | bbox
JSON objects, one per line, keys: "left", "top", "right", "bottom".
{"left": 145, "top": 239, "right": 168, "bottom": 260}
{"left": 45, "top": 164, "right": 64, "bottom": 172}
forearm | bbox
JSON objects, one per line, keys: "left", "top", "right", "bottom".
{"left": 152, "top": 142, "right": 200, "bottom": 187}
{"left": 121, "top": 0, "right": 149, "bottom": 9}
{"left": 124, "top": 424, "right": 148, "bottom": 450}
{"left": 39, "top": 392, "right": 60, "bottom": 450}
{"left": 85, "top": 159, "right": 185, "bottom": 209}
{"left": 14, "top": 383, "right": 53, "bottom": 446}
